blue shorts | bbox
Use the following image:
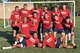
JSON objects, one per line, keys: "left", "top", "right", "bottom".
{"left": 54, "top": 28, "right": 65, "bottom": 33}
{"left": 56, "top": 38, "right": 62, "bottom": 48}
{"left": 19, "top": 38, "right": 27, "bottom": 48}
{"left": 43, "top": 28, "right": 51, "bottom": 34}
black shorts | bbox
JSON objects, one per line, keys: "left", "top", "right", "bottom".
{"left": 30, "top": 31, "right": 37, "bottom": 35}
{"left": 12, "top": 27, "right": 19, "bottom": 33}
{"left": 64, "top": 29, "right": 71, "bottom": 34}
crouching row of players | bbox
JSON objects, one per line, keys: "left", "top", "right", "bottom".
{"left": 2, "top": 32, "right": 76, "bottom": 50}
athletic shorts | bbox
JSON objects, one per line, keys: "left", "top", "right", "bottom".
{"left": 30, "top": 31, "right": 37, "bottom": 35}
{"left": 12, "top": 27, "right": 19, "bottom": 34}
{"left": 56, "top": 38, "right": 62, "bottom": 48}
{"left": 19, "top": 38, "right": 27, "bottom": 48}
{"left": 54, "top": 28, "right": 65, "bottom": 33}
{"left": 64, "top": 29, "right": 71, "bottom": 34}
{"left": 43, "top": 28, "right": 51, "bottom": 34}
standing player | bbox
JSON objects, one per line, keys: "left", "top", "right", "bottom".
{"left": 19, "top": 4, "right": 31, "bottom": 21}
{"left": 2, "top": 33, "right": 40, "bottom": 49}
{"left": 52, "top": 6, "right": 60, "bottom": 17}
{"left": 52, "top": 6, "right": 61, "bottom": 31}
{"left": 60, "top": 4, "right": 71, "bottom": 20}
{"left": 53, "top": 14, "right": 65, "bottom": 44}
{"left": 63, "top": 17, "right": 75, "bottom": 46}
{"left": 41, "top": 13, "right": 52, "bottom": 34}
{"left": 10, "top": 6, "right": 21, "bottom": 38}
{"left": 31, "top": 4, "right": 42, "bottom": 38}
{"left": 30, "top": 12, "right": 40, "bottom": 35}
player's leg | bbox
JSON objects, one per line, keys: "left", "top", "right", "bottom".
{"left": 53, "top": 28, "right": 58, "bottom": 38}
{"left": 62, "top": 45, "right": 77, "bottom": 49}
{"left": 61, "top": 29, "right": 65, "bottom": 45}
{"left": 71, "top": 32, "right": 76, "bottom": 46}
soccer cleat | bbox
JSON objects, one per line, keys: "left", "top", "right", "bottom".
{"left": 72, "top": 43, "right": 76, "bottom": 46}
{"left": 65, "top": 43, "right": 67, "bottom": 45}
{"left": 73, "top": 46, "right": 77, "bottom": 49}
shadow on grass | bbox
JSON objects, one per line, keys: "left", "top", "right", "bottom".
{"left": 0, "top": 31, "right": 15, "bottom": 45}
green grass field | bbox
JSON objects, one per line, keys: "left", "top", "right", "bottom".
{"left": 0, "top": 16, "right": 80, "bottom": 53}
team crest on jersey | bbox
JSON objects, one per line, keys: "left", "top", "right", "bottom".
{"left": 44, "top": 21, "right": 49, "bottom": 24}
{"left": 30, "top": 37, "right": 35, "bottom": 42}
{"left": 22, "top": 11, "right": 28, "bottom": 14}
{"left": 15, "top": 15, "right": 19, "bottom": 19}
{"left": 61, "top": 11, "right": 66, "bottom": 14}
{"left": 22, "top": 24, "right": 28, "bottom": 27}
{"left": 46, "top": 37, "right": 52, "bottom": 43}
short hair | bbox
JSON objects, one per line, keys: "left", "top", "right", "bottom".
{"left": 53, "top": 6, "right": 58, "bottom": 9}
{"left": 53, "top": 14, "right": 58, "bottom": 17}
{"left": 15, "top": 6, "right": 19, "bottom": 9}
{"left": 23, "top": 4, "right": 27, "bottom": 7}
{"left": 65, "top": 16, "right": 70, "bottom": 19}
{"left": 32, "top": 12, "right": 38, "bottom": 15}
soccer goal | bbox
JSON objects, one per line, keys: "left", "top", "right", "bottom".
{"left": 3, "top": 1, "right": 75, "bottom": 28}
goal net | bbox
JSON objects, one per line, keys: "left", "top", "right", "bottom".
{"left": 3, "top": 1, "right": 75, "bottom": 28}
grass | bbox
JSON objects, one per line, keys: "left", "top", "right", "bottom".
{"left": 0, "top": 16, "right": 80, "bottom": 53}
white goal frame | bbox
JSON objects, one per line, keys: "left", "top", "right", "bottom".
{"left": 3, "top": 1, "right": 75, "bottom": 28}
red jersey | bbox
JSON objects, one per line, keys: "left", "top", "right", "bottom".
{"left": 41, "top": 17, "right": 52, "bottom": 29}
{"left": 26, "top": 36, "right": 40, "bottom": 48}
{"left": 30, "top": 16, "right": 39, "bottom": 31}
{"left": 63, "top": 22, "right": 74, "bottom": 29}
{"left": 52, "top": 11, "right": 61, "bottom": 17}
{"left": 60, "top": 9, "right": 71, "bottom": 19}
{"left": 18, "top": 22, "right": 30, "bottom": 38}
{"left": 31, "top": 8, "right": 42, "bottom": 18}
{"left": 41, "top": 10, "right": 52, "bottom": 18}
{"left": 10, "top": 10, "right": 21, "bottom": 27}
{"left": 43, "top": 35, "right": 56, "bottom": 48}
{"left": 19, "top": 8, "right": 31, "bottom": 19}
{"left": 54, "top": 18, "right": 63, "bottom": 29}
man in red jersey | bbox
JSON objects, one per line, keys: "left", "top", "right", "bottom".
{"left": 30, "top": 12, "right": 39, "bottom": 35}
{"left": 19, "top": 4, "right": 31, "bottom": 21}
{"left": 63, "top": 17, "right": 76, "bottom": 46}
{"left": 53, "top": 14, "right": 65, "bottom": 44}
{"left": 52, "top": 6, "right": 61, "bottom": 17}
{"left": 2, "top": 33, "right": 41, "bottom": 49}
{"left": 42, "top": 32, "right": 57, "bottom": 48}
{"left": 41, "top": 13, "right": 52, "bottom": 34}
{"left": 10, "top": 6, "right": 21, "bottom": 38}
{"left": 31, "top": 4, "right": 42, "bottom": 38}
{"left": 60, "top": 4, "right": 71, "bottom": 20}
{"left": 41, "top": 5, "right": 51, "bottom": 18}
{"left": 18, "top": 17, "right": 31, "bottom": 38}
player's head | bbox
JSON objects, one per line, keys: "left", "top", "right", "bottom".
{"left": 23, "top": 4, "right": 27, "bottom": 10}
{"left": 44, "top": 32, "right": 49, "bottom": 37}
{"left": 33, "top": 33, "right": 38, "bottom": 38}
{"left": 54, "top": 6, "right": 58, "bottom": 12}
{"left": 44, "top": 5, "right": 48, "bottom": 11}
{"left": 23, "top": 17, "right": 28, "bottom": 22}
{"left": 62, "top": 4, "right": 67, "bottom": 10}
{"left": 44, "top": 13, "right": 48, "bottom": 19}
{"left": 15, "top": 6, "right": 19, "bottom": 11}
{"left": 34, "top": 4, "right": 39, "bottom": 9}
{"left": 32, "top": 12, "right": 38, "bottom": 18}
{"left": 65, "top": 16, "right": 70, "bottom": 23}
{"left": 53, "top": 14, "right": 59, "bottom": 20}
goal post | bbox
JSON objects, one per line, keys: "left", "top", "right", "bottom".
{"left": 3, "top": 1, "right": 75, "bottom": 28}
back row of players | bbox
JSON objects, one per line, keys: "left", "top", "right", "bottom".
{"left": 2, "top": 4, "right": 77, "bottom": 49}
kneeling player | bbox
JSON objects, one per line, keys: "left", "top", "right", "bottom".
{"left": 2, "top": 33, "right": 40, "bottom": 49}
{"left": 63, "top": 17, "right": 76, "bottom": 46}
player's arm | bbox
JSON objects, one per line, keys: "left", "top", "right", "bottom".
{"left": 54, "top": 21, "right": 60, "bottom": 24}
{"left": 42, "top": 40, "right": 46, "bottom": 48}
